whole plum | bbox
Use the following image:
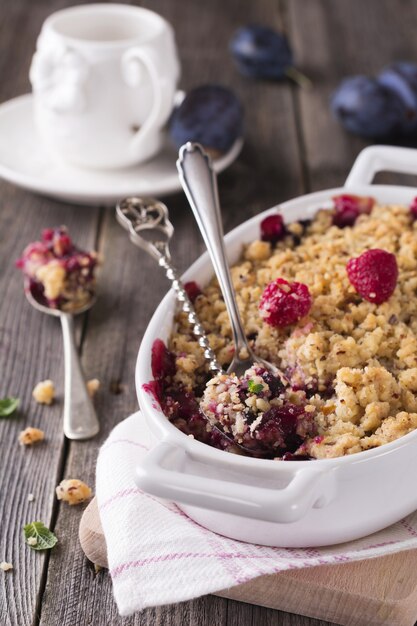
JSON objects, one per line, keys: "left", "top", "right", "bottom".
{"left": 378, "top": 62, "right": 417, "bottom": 133}
{"left": 331, "top": 75, "right": 406, "bottom": 140}
{"left": 169, "top": 85, "right": 243, "bottom": 155}
{"left": 230, "top": 24, "right": 293, "bottom": 80}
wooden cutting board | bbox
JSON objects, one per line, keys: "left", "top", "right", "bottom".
{"left": 79, "top": 498, "right": 417, "bottom": 626}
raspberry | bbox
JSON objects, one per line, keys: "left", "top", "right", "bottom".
{"left": 259, "top": 278, "right": 312, "bottom": 327}
{"left": 184, "top": 281, "right": 202, "bottom": 303}
{"left": 332, "top": 194, "right": 375, "bottom": 228}
{"left": 410, "top": 197, "right": 417, "bottom": 220}
{"left": 41, "top": 228, "right": 54, "bottom": 242}
{"left": 151, "top": 339, "right": 176, "bottom": 381}
{"left": 41, "top": 226, "right": 73, "bottom": 256}
{"left": 260, "top": 214, "right": 286, "bottom": 243}
{"left": 346, "top": 248, "right": 398, "bottom": 304}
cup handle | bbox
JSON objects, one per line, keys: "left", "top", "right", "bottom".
{"left": 121, "top": 46, "right": 169, "bottom": 159}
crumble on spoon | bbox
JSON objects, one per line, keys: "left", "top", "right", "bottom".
{"left": 16, "top": 226, "right": 98, "bottom": 312}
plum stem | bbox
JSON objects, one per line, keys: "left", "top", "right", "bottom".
{"left": 285, "top": 66, "right": 312, "bottom": 89}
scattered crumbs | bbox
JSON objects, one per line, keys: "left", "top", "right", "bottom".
{"left": 32, "top": 380, "right": 55, "bottom": 405}
{"left": 27, "top": 537, "right": 37, "bottom": 546}
{"left": 0, "top": 562, "right": 13, "bottom": 572}
{"left": 56, "top": 479, "right": 92, "bottom": 505}
{"left": 18, "top": 427, "right": 45, "bottom": 446}
{"left": 94, "top": 563, "right": 102, "bottom": 574}
{"left": 28, "top": 494, "right": 35, "bottom": 502}
{"left": 87, "top": 379, "right": 100, "bottom": 398}
{"left": 188, "top": 434, "right": 195, "bottom": 439}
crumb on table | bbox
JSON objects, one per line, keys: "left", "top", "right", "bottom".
{"left": 55, "top": 479, "right": 92, "bottom": 505}
{"left": 32, "top": 380, "right": 55, "bottom": 405}
{"left": 18, "top": 427, "right": 45, "bottom": 446}
{"left": 0, "top": 562, "right": 13, "bottom": 572}
{"left": 87, "top": 379, "right": 100, "bottom": 397}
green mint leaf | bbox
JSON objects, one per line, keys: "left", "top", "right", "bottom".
{"left": 247, "top": 380, "right": 264, "bottom": 395}
{"left": 0, "top": 397, "right": 20, "bottom": 417}
{"left": 24, "top": 522, "right": 58, "bottom": 551}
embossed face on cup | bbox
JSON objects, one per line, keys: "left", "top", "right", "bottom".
{"left": 30, "top": 4, "right": 181, "bottom": 169}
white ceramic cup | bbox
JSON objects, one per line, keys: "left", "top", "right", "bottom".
{"left": 29, "top": 4, "right": 180, "bottom": 169}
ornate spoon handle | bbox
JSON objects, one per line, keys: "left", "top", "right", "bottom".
{"left": 116, "top": 196, "right": 223, "bottom": 374}
{"left": 158, "top": 256, "right": 222, "bottom": 373}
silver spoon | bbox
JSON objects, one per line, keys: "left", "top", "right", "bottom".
{"left": 116, "top": 197, "right": 273, "bottom": 457}
{"left": 176, "top": 142, "right": 284, "bottom": 380}
{"left": 25, "top": 283, "right": 100, "bottom": 440}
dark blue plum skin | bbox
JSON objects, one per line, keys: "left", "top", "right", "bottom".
{"left": 169, "top": 85, "right": 243, "bottom": 153}
{"left": 331, "top": 75, "right": 407, "bottom": 140}
{"left": 230, "top": 24, "right": 293, "bottom": 79}
{"left": 378, "top": 62, "right": 417, "bottom": 133}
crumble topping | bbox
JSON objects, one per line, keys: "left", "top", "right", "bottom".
{"left": 19, "top": 427, "right": 45, "bottom": 446}
{"left": 0, "top": 562, "right": 13, "bottom": 572}
{"left": 32, "top": 380, "right": 55, "bottom": 405}
{"left": 87, "top": 379, "right": 100, "bottom": 397}
{"left": 56, "top": 479, "right": 92, "bottom": 505}
{"left": 155, "top": 199, "right": 417, "bottom": 459}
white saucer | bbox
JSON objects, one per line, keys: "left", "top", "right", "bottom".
{"left": 0, "top": 94, "right": 243, "bottom": 206}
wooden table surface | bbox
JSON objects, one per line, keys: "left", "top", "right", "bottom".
{"left": 1, "top": 1, "right": 417, "bottom": 625}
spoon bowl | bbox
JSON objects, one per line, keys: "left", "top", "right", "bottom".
{"left": 25, "top": 281, "right": 97, "bottom": 316}
{"left": 24, "top": 280, "right": 100, "bottom": 440}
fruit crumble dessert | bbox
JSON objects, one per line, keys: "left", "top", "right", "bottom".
{"left": 17, "top": 227, "right": 98, "bottom": 312}
{"left": 148, "top": 195, "right": 417, "bottom": 460}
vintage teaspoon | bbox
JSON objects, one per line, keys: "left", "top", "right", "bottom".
{"left": 25, "top": 283, "right": 100, "bottom": 440}
{"left": 176, "top": 142, "right": 285, "bottom": 381}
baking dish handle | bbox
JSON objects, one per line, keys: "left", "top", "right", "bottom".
{"left": 135, "top": 442, "right": 336, "bottom": 524}
{"left": 345, "top": 145, "right": 417, "bottom": 187}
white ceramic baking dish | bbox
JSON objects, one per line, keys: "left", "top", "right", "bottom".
{"left": 135, "top": 145, "right": 417, "bottom": 547}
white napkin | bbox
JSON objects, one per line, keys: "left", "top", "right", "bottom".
{"left": 96, "top": 411, "right": 417, "bottom": 616}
